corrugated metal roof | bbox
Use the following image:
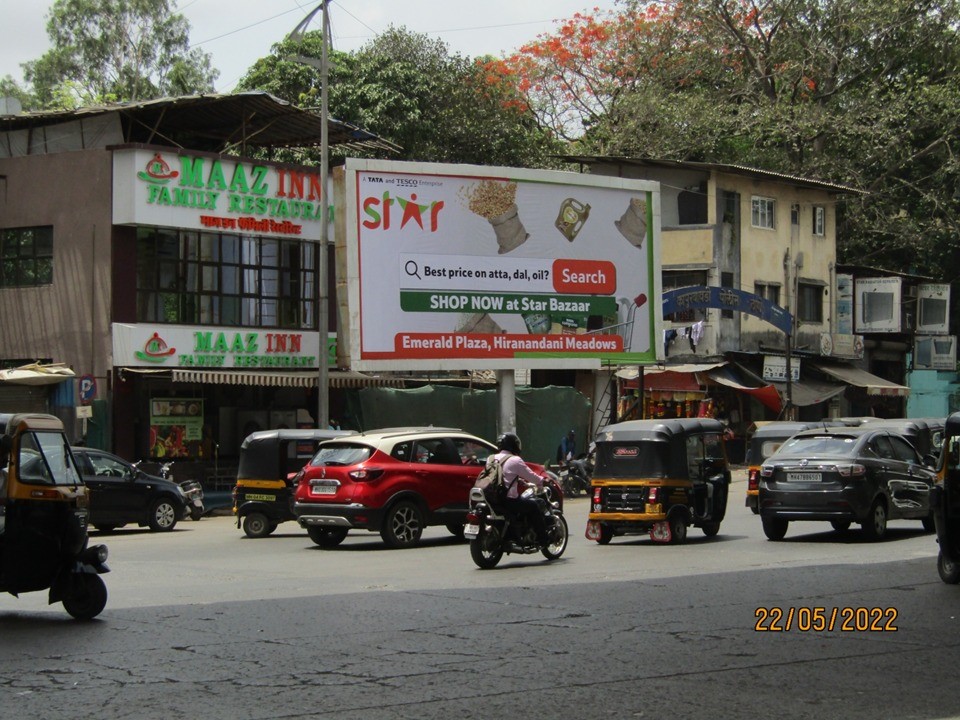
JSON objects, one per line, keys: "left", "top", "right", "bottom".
{"left": 0, "top": 92, "right": 400, "bottom": 155}
{"left": 560, "top": 154, "right": 866, "bottom": 196}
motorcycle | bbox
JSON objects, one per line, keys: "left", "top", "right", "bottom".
{"left": 135, "top": 460, "right": 204, "bottom": 520}
{"left": 559, "top": 454, "right": 593, "bottom": 497}
{"left": 463, "top": 476, "right": 569, "bottom": 569}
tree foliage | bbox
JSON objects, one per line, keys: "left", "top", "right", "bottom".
{"left": 24, "top": 0, "right": 218, "bottom": 108}
{"left": 238, "top": 26, "right": 562, "bottom": 168}
{"left": 493, "top": 0, "right": 960, "bottom": 283}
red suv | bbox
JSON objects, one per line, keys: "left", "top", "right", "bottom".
{"left": 292, "top": 427, "right": 498, "bottom": 548}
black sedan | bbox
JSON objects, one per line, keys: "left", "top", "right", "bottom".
{"left": 758, "top": 426, "right": 936, "bottom": 541}
{"left": 71, "top": 447, "right": 189, "bottom": 532}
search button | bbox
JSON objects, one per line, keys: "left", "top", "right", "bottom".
{"left": 404, "top": 260, "right": 421, "bottom": 279}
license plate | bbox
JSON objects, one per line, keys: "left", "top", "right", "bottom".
{"left": 464, "top": 523, "right": 479, "bottom": 539}
{"left": 786, "top": 472, "right": 822, "bottom": 482}
{"left": 310, "top": 482, "right": 338, "bottom": 496}
{"left": 645, "top": 503, "right": 663, "bottom": 514}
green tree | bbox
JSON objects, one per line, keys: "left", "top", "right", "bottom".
{"left": 238, "top": 26, "right": 562, "bottom": 167}
{"left": 0, "top": 76, "right": 36, "bottom": 111}
{"left": 495, "top": 0, "right": 960, "bottom": 282}
{"left": 24, "top": 0, "right": 218, "bottom": 108}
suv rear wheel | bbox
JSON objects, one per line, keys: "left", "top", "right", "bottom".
{"left": 381, "top": 500, "right": 424, "bottom": 548}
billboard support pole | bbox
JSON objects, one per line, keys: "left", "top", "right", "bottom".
{"left": 497, "top": 369, "right": 516, "bottom": 435}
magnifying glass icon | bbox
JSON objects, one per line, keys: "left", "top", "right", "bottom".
{"left": 405, "top": 260, "right": 421, "bottom": 280}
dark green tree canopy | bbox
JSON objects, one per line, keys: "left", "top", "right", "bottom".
{"left": 238, "top": 26, "right": 562, "bottom": 168}
{"left": 24, "top": 0, "right": 218, "bottom": 108}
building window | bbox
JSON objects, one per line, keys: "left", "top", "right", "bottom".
{"left": 0, "top": 226, "right": 53, "bottom": 287}
{"left": 813, "top": 206, "right": 825, "bottom": 236}
{"left": 751, "top": 196, "right": 776, "bottom": 229}
{"left": 663, "top": 270, "right": 708, "bottom": 323}
{"left": 136, "top": 227, "right": 318, "bottom": 329}
{"left": 798, "top": 282, "right": 824, "bottom": 323}
{"left": 754, "top": 282, "right": 781, "bottom": 306}
{"left": 791, "top": 204, "right": 800, "bottom": 226}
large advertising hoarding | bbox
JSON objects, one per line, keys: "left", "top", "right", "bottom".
{"left": 343, "top": 159, "right": 662, "bottom": 371}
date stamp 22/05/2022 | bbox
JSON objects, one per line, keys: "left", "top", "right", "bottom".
{"left": 754, "top": 606, "right": 898, "bottom": 632}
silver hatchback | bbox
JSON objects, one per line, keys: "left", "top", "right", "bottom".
{"left": 758, "top": 427, "right": 936, "bottom": 541}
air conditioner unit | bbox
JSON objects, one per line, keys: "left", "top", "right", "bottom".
{"left": 917, "top": 282, "right": 951, "bottom": 335}
{"left": 862, "top": 291, "right": 895, "bottom": 324}
{"left": 903, "top": 285, "right": 919, "bottom": 298}
{"left": 914, "top": 335, "right": 957, "bottom": 370}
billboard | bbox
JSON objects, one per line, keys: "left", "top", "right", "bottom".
{"left": 342, "top": 159, "right": 662, "bottom": 371}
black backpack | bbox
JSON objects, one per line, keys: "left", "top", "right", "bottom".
{"left": 474, "top": 456, "right": 507, "bottom": 502}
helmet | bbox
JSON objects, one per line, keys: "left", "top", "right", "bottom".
{"left": 497, "top": 432, "right": 522, "bottom": 454}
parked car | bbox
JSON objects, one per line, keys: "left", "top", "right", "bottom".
{"left": 758, "top": 426, "right": 937, "bottom": 541}
{"left": 293, "top": 427, "right": 514, "bottom": 548}
{"left": 71, "top": 447, "right": 189, "bottom": 532}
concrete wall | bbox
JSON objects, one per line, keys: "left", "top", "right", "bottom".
{"left": 0, "top": 149, "right": 114, "bottom": 385}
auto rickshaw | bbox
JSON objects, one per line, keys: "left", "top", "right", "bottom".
{"left": 744, "top": 420, "right": 843, "bottom": 514}
{"left": 0, "top": 413, "right": 109, "bottom": 619}
{"left": 234, "top": 428, "right": 355, "bottom": 538}
{"left": 585, "top": 418, "right": 731, "bottom": 545}
{"left": 931, "top": 412, "right": 960, "bottom": 583}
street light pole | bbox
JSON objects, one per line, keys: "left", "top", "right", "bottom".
{"left": 287, "top": 3, "right": 330, "bottom": 429}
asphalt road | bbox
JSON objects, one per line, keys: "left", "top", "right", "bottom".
{"left": 2, "top": 474, "right": 959, "bottom": 720}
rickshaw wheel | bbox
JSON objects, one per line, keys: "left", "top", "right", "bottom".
{"left": 446, "top": 523, "right": 466, "bottom": 540}
{"left": 701, "top": 521, "right": 721, "bottom": 537}
{"left": 242, "top": 512, "right": 273, "bottom": 538}
{"left": 597, "top": 524, "right": 614, "bottom": 545}
{"left": 307, "top": 527, "right": 348, "bottom": 548}
{"left": 668, "top": 515, "right": 687, "bottom": 544}
{"left": 938, "top": 551, "right": 960, "bottom": 584}
{"left": 830, "top": 520, "right": 851, "bottom": 533}
{"left": 62, "top": 574, "right": 108, "bottom": 621}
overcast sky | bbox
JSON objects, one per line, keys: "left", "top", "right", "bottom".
{"left": 2, "top": 0, "right": 621, "bottom": 93}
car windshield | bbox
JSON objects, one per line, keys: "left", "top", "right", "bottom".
{"left": 19, "top": 430, "right": 83, "bottom": 486}
{"left": 309, "top": 444, "right": 373, "bottom": 467}
{"left": 594, "top": 442, "right": 671, "bottom": 478}
{"left": 779, "top": 435, "right": 858, "bottom": 457}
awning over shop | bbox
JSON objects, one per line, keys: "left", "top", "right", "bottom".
{"left": 168, "top": 369, "right": 404, "bottom": 388}
{"left": 616, "top": 363, "right": 726, "bottom": 380}
{"left": 0, "top": 362, "right": 76, "bottom": 386}
{"left": 705, "top": 364, "right": 782, "bottom": 413}
{"left": 810, "top": 362, "right": 910, "bottom": 397}
{"left": 773, "top": 379, "right": 847, "bottom": 407}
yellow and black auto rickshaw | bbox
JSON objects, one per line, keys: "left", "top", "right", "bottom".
{"left": 585, "top": 418, "right": 731, "bottom": 545}
{"left": 0, "top": 413, "right": 109, "bottom": 619}
{"left": 234, "top": 428, "right": 354, "bottom": 538}
{"left": 932, "top": 412, "right": 960, "bottom": 583}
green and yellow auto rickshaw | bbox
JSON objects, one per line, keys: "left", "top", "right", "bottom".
{"left": 0, "top": 413, "right": 109, "bottom": 619}
{"left": 234, "top": 428, "right": 355, "bottom": 538}
{"left": 585, "top": 418, "right": 731, "bottom": 545}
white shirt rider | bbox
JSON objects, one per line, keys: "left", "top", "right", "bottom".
{"left": 490, "top": 450, "right": 543, "bottom": 499}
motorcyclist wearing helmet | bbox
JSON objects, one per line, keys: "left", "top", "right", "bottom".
{"left": 491, "top": 432, "right": 549, "bottom": 545}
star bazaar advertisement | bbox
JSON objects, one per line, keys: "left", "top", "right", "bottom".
{"left": 342, "top": 159, "right": 663, "bottom": 371}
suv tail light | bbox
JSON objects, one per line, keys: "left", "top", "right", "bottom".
{"left": 349, "top": 467, "right": 384, "bottom": 482}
